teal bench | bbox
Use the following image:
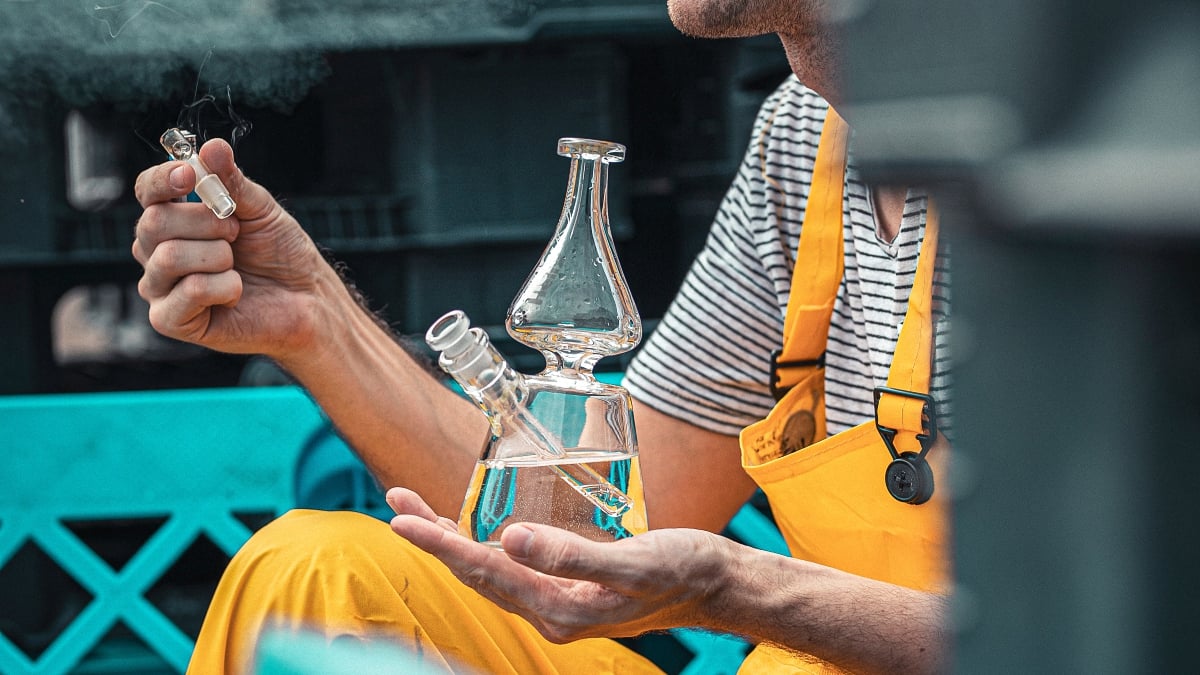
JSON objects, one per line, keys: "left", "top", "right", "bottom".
{"left": 0, "top": 385, "right": 785, "bottom": 674}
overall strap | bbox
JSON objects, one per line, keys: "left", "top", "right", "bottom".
{"left": 771, "top": 107, "right": 850, "bottom": 397}
{"left": 875, "top": 206, "right": 941, "bottom": 454}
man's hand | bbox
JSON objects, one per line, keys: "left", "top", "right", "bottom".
{"left": 386, "top": 487, "right": 734, "bottom": 643}
{"left": 132, "top": 138, "right": 332, "bottom": 359}
{"left": 389, "top": 486, "right": 948, "bottom": 674}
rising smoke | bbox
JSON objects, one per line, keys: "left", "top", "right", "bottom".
{"left": 0, "top": 0, "right": 547, "bottom": 145}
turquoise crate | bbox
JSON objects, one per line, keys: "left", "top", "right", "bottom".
{"left": 0, "top": 387, "right": 325, "bottom": 674}
{"left": 0, "top": 383, "right": 781, "bottom": 674}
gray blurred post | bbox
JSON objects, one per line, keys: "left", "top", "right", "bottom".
{"left": 841, "top": 1, "right": 1200, "bottom": 671}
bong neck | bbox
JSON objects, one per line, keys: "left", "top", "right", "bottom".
{"left": 563, "top": 155, "right": 609, "bottom": 232}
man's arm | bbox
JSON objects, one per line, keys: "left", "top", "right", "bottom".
{"left": 389, "top": 488, "right": 949, "bottom": 675}
{"left": 634, "top": 402, "right": 758, "bottom": 531}
{"left": 712, "top": 538, "right": 948, "bottom": 674}
{"left": 133, "top": 139, "right": 487, "bottom": 515}
{"left": 271, "top": 274, "right": 487, "bottom": 515}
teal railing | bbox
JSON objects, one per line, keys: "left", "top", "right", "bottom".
{"left": 0, "top": 384, "right": 784, "bottom": 674}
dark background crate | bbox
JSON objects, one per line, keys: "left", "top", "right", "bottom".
{"left": 0, "top": 10, "right": 790, "bottom": 393}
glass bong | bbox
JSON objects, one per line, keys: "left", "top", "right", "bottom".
{"left": 425, "top": 138, "right": 646, "bottom": 547}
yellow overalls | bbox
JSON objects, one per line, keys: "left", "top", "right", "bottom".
{"left": 187, "top": 110, "right": 947, "bottom": 675}
{"left": 737, "top": 108, "right": 949, "bottom": 673}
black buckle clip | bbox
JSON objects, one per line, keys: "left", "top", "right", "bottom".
{"left": 872, "top": 386, "right": 937, "bottom": 459}
{"left": 770, "top": 349, "right": 825, "bottom": 401}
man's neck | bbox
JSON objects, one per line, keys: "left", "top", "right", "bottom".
{"left": 775, "top": 30, "right": 906, "bottom": 242}
{"left": 873, "top": 186, "right": 906, "bottom": 243}
{"left": 778, "top": 29, "right": 844, "bottom": 110}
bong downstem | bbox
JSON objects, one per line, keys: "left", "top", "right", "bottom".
{"left": 426, "top": 311, "right": 633, "bottom": 517}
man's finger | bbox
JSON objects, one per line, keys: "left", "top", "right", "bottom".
{"left": 390, "top": 514, "right": 492, "bottom": 563}
{"left": 134, "top": 161, "right": 194, "bottom": 208}
{"left": 385, "top": 487, "right": 439, "bottom": 521}
{"left": 197, "top": 139, "right": 264, "bottom": 220}
{"left": 138, "top": 239, "right": 235, "bottom": 299}
{"left": 145, "top": 270, "right": 242, "bottom": 340}
{"left": 391, "top": 515, "right": 526, "bottom": 614}
{"left": 198, "top": 138, "right": 236, "bottom": 176}
{"left": 386, "top": 488, "right": 459, "bottom": 532}
{"left": 134, "top": 203, "right": 239, "bottom": 262}
{"left": 500, "top": 523, "right": 624, "bottom": 583}
{"left": 391, "top": 514, "right": 553, "bottom": 602}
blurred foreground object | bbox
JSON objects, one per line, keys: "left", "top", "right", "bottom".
{"left": 841, "top": 1, "right": 1199, "bottom": 672}
{"left": 254, "top": 628, "right": 451, "bottom": 675}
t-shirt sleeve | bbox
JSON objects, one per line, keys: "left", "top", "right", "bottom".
{"left": 622, "top": 79, "right": 799, "bottom": 436}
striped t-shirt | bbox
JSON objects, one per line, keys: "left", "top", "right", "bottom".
{"left": 623, "top": 76, "right": 952, "bottom": 438}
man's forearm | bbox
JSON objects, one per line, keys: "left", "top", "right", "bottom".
{"left": 709, "top": 542, "right": 949, "bottom": 675}
{"left": 275, "top": 269, "right": 488, "bottom": 516}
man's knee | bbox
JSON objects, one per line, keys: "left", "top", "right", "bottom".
{"left": 218, "top": 508, "right": 466, "bottom": 637}
{"left": 230, "top": 509, "right": 409, "bottom": 580}
{"left": 249, "top": 509, "right": 391, "bottom": 549}
{"left": 219, "top": 509, "right": 435, "bottom": 616}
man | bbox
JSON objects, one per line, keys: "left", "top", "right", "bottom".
{"left": 133, "top": 1, "right": 951, "bottom": 672}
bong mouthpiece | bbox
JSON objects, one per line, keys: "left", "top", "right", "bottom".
{"left": 159, "top": 128, "right": 237, "bottom": 219}
{"left": 425, "top": 310, "right": 474, "bottom": 361}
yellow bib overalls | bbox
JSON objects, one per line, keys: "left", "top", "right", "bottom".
{"left": 737, "top": 109, "right": 949, "bottom": 673}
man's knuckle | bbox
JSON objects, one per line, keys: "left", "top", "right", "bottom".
{"left": 216, "top": 241, "right": 235, "bottom": 268}
{"left": 456, "top": 564, "right": 491, "bottom": 591}
{"left": 146, "top": 304, "right": 174, "bottom": 337}
{"left": 133, "top": 170, "right": 153, "bottom": 205}
{"left": 155, "top": 240, "right": 182, "bottom": 270}
{"left": 179, "top": 273, "right": 209, "bottom": 299}
{"left": 135, "top": 209, "right": 163, "bottom": 244}
{"left": 546, "top": 544, "right": 583, "bottom": 575}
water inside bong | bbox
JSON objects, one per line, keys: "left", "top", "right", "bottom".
{"left": 459, "top": 449, "right": 647, "bottom": 549}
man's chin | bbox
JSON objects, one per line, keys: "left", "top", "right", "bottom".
{"left": 666, "top": 0, "right": 781, "bottom": 39}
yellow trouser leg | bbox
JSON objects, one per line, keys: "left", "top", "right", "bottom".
{"left": 188, "top": 509, "right": 662, "bottom": 675}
